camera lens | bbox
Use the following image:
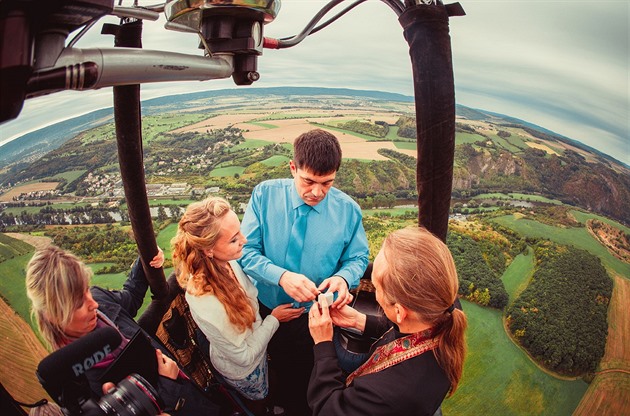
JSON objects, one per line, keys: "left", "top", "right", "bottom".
{"left": 98, "top": 374, "right": 162, "bottom": 416}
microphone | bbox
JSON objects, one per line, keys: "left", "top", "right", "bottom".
{"left": 37, "top": 326, "right": 122, "bottom": 404}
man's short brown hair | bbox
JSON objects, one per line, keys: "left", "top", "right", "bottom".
{"left": 293, "top": 129, "right": 342, "bottom": 175}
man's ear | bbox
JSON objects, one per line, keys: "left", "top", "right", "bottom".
{"left": 289, "top": 160, "right": 297, "bottom": 175}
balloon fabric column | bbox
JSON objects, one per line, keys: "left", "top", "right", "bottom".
{"left": 399, "top": 3, "right": 464, "bottom": 242}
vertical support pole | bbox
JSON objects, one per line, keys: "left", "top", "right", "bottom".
{"left": 399, "top": 4, "right": 461, "bottom": 242}
{"left": 112, "top": 20, "right": 168, "bottom": 333}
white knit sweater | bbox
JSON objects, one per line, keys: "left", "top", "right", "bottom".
{"left": 186, "top": 260, "right": 279, "bottom": 380}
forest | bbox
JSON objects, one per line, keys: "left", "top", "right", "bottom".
{"left": 446, "top": 231, "right": 510, "bottom": 309}
{"left": 507, "top": 242, "right": 612, "bottom": 376}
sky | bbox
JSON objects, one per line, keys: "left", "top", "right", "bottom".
{"left": 1, "top": 0, "right": 628, "bottom": 165}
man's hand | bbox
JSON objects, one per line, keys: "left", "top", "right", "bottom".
{"left": 318, "top": 275, "right": 353, "bottom": 309}
{"left": 308, "top": 296, "right": 334, "bottom": 344}
{"left": 279, "top": 271, "right": 319, "bottom": 302}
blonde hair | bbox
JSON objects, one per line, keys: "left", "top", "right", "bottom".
{"left": 380, "top": 227, "right": 467, "bottom": 395}
{"left": 25, "top": 246, "right": 92, "bottom": 350}
{"left": 171, "top": 197, "right": 255, "bottom": 332}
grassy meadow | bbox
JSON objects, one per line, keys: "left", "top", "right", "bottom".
{"left": 210, "top": 166, "right": 246, "bottom": 177}
{"left": 443, "top": 300, "right": 587, "bottom": 416}
{"left": 473, "top": 192, "right": 564, "bottom": 205}
{"left": 492, "top": 214, "right": 630, "bottom": 278}
{"left": 501, "top": 248, "right": 535, "bottom": 305}
{"left": 0, "top": 252, "right": 34, "bottom": 323}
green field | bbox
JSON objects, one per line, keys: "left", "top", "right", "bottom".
{"left": 385, "top": 126, "right": 401, "bottom": 141}
{"left": 232, "top": 139, "right": 275, "bottom": 150}
{"left": 443, "top": 300, "right": 588, "bottom": 416}
{"left": 393, "top": 141, "right": 417, "bottom": 150}
{"left": 142, "top": 113, "right": 209, "bottom": 142}
{"left": 489, "top": 134, "right": 524, "bottom": 153}
{"left": 310, "top": 122, "right": 388, "bottom": 141}
{"left": 2, "top": 202, "right": 93, "bottom": 215}
{"left": 148, "top": 198, "right": 194, "bottom": 206}
{"left": 362, "top": 207, "right": 418, "bottom": 217}
{"left": 501, "top": 248, "right": 535, "bottom": 304}
{"left": 0, "top": 252, "right": 33, "bottom": 324}
{"left": 245, "top": 121, "right": 278, "bottom": 129}
{"left": 502, "top": 134, "right": 529, "bottom": 150}
{"left": 52, "top": 169, "right": 86, "bottom": 184}
{"left": 473, "top": 193, "right": 563, "bottom": 204}
{"left": 156, "top": 222, "right": 178, "bottom": 259}
{"left": 455, "top": 132, "right": 485, "bottom": 145}
{"left": 119, "top": 199, "right": 192, "bottom": 212}
{"left": 252, "top": 113, "right": 330, "bottom": 121}
{"left": 570, "top": 210, "right": 630, "bottom": 235}
{"left": 492, "top": 214, "right": 630, "bottom": 278}
{"left": 210, "top": 166, "right": 246, "bottom": 177}
{"left": 261, "top": 155, "right": 290, "bottom": 167}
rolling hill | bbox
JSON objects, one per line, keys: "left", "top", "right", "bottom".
{"left": 1, "top": 87, "right": 628, "bottom": 225}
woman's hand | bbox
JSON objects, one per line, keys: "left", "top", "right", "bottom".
{"left": 271, "top": 303, "right": 304, "bottom": 322}
{"left": 308, "top": 297, "right": 334, "bottom": 344}
{"left": 330, "top": 305, "right": 366, "bottom": 333}
{"left": 150, "top": 247, "right": 164, "bottom": 269}
{"left": 156, "top": 349, "right": 179, "bottom": 380}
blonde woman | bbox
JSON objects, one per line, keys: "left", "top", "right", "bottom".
{"left": 308, "top": 227, "right": 467, "bottom": 415}
{"left": 25, "top": 246, "right": 222, "bottom": 415}
{"left": 171, "top": 197, "right": 299, "bottom": 404}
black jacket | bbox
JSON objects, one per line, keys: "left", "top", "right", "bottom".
{"left": 88, "top": 259, "right": 221, "bottom": 416}
{"left": 308, "top": 315, "right": 450, "bottom": 416}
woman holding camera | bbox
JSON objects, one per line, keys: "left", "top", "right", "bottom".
{"left": 26, "top": 245, "right": 222, "bottom": 415}
{"left": 307, "top": 226, "right": 468, "bottom": 415}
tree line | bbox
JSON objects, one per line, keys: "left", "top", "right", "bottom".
{"left": 506, "top": 242, "right": 612, "bottom": 376}
{"left": 446, "top": 231, "right": 510, "bottom": 309}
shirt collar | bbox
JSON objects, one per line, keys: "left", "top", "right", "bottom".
{"left": 290, "top": 181, "right": 326, "bottom": 214}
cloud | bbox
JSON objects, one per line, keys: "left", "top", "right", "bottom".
{"left": 1, "top": 0, "right": 627, "bottom": 164}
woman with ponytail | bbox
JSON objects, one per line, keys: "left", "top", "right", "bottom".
{"left": 171, "top": 197, "right": 300, "bottom": 404}
{"left": 307, "top": 226, "right": 467, "bottom": 416}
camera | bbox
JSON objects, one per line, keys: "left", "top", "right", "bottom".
{"left": 77, "top": 373, "right": 162, "bottom": 416}
{"left": 37, "top": 327, "right": 163, "bottom": 415}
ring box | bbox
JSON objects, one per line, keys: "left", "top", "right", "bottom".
{"left": 318, "top": 292, "right": 334, "bottom": 306}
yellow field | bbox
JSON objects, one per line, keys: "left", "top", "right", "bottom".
{"left": 525, "top": 141, "right": 560, "bottom": 156}
{"left": 0, "top": 182, "right": 59, "bottom": 202}
{"left": 173, "top": 109, "right": 417, "bottom": 161}
{"left": 573, "top": 273, "right": 630, "bottom": 415}
{"left": 3, "top": 232, "right": 52, "bottom": 250}
{"left": 0, "top": 297, "right": 51, "bottom": 406}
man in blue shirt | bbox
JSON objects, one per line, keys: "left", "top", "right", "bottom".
{"left": 239, "top": 129, "right": 369, "bottom": 415}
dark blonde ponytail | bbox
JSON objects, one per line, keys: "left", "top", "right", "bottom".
{"left": 380, "top": 226, "right": 467, "bottom": 394}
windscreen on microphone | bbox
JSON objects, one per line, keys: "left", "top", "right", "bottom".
{"left": 37, "top": 326, "right": 122, "bottom": 389}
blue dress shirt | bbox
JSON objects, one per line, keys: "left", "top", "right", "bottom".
{"left": 238, "top": 178, "right": 369, "bottom": 310}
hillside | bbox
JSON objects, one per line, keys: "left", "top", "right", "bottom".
{"left": 0, "top": 87, "right": 413, "bottom": 169}
{"left": 0, "top": 89, "right": 628, "bottom": 226}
